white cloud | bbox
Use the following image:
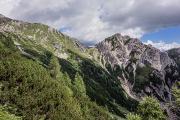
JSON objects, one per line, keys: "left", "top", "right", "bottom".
{"left": 0, "top": 0, "right": 20, "bottom": 16}
{"left": 0, "top": 0, "right": 180, "bottom": 44}
{"left": 144, "top": 40, "right": 180, "bottom": 51}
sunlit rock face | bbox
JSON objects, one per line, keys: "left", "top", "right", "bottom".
{"left": 96, "top": 33, "right": 179, "bottom": 102}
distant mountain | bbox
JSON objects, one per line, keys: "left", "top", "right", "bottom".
{"left": 0, "top": 14, "right": 179, "bottom": 120}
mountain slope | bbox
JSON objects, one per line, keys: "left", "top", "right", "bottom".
{"left": 95, "top": 33, "right": 179, "bottom": 102}
{"left": 0, "top": 14, "right": 136, "bottom": 119}
{"left": 0, "top": 14, "right": 179, "bottom": 119}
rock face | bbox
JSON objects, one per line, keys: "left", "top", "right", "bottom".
{"left": 168, "top": 48, "right": 180, "bottom": 69}
{"left": 96, "top": 33, "right": 179, "bottom": 102}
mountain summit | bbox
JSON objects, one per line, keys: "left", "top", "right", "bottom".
{"left": 0, "top": 14, "right": 179, "bottom": 120}
{"left": 96, "top": 33, "right": 178, "bottom": 101}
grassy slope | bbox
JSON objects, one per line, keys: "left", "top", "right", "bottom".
{"left": 0, "top": 18, "right": 138, "bottom": 119}
{"left": 0, "top": 34, "right": 112, "bottom": 120}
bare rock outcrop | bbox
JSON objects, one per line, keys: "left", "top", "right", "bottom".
{"left": 96, "top": 33, "right": 179, "bottom": 102}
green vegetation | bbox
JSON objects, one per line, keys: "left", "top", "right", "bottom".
{"left": 133, "top": 65, "right": 153, "bottom": 92}
{"left": 0, "top": 21, "right": 137, "bottom": 117}
{"left": 0, "top": 18, "right": 173, "bottom": 120}
{"left": 0, "top": 37, "right": 111, "bottom": 120}
{"left": 0, "top": 106, "right": 21, "bottom": 120}
{"left": 0, "top": 21, "right": 137, "bottom": 119}
{"left": 127, "top": 97, "right": 166, "bottom": 120}
{"left": 48, "top": 55, "right": 61, "bottom": 79}
{"left": 0, "top": 50, "right": 81, "bottom": 120}
{"left": 61, "top": 50, "right": 138, "bottom": 117}
{"left": 0, "top": 30, "right": 137, "bottom": 119}
{"left": 73, "top": 73, "right": 86, "bottom": 96}
{"left": 126, "top": 113, "right": 141, "bottom": 120}
{"left": 170, "top": 82, "right": 180, "bottom": 118}
{"left": 137, "top": 97, "right": 166, "bottom": 120}
{"left": 173, "top": 86, "right": 180, "bottom": 107}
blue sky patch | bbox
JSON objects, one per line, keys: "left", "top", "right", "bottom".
{"left": 141, "top": 26, "right": 180, "bottom": 43}
{"left": 60, "top": 27, "right": 72, "bottom": 32}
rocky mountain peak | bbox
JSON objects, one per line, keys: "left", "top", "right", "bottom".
{"left": 104, "top": 33, "right": 133, "bottom": 45}
{"left": 96, "top": 33, "right": 179, "bottom": 102}
{"left": 96, "top": 33, "right": 145, "bottom": 67}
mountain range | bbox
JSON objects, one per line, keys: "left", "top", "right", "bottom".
{"left": 0, "top": 14, "right": 179, "bottom": 120}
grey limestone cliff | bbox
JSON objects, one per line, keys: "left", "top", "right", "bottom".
{"left": 96, "top": 33, "right": 179, "bottom": 102}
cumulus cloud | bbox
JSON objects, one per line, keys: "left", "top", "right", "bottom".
{"left": 144, "top": 40, "right": 180, "bottom": 51}
{"left": 0, "top": 0, "right": 180, "bottom": 44}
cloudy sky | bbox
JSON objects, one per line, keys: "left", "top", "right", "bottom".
{"left": 0, "top": 0, "right": 180, "bottom": 50}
